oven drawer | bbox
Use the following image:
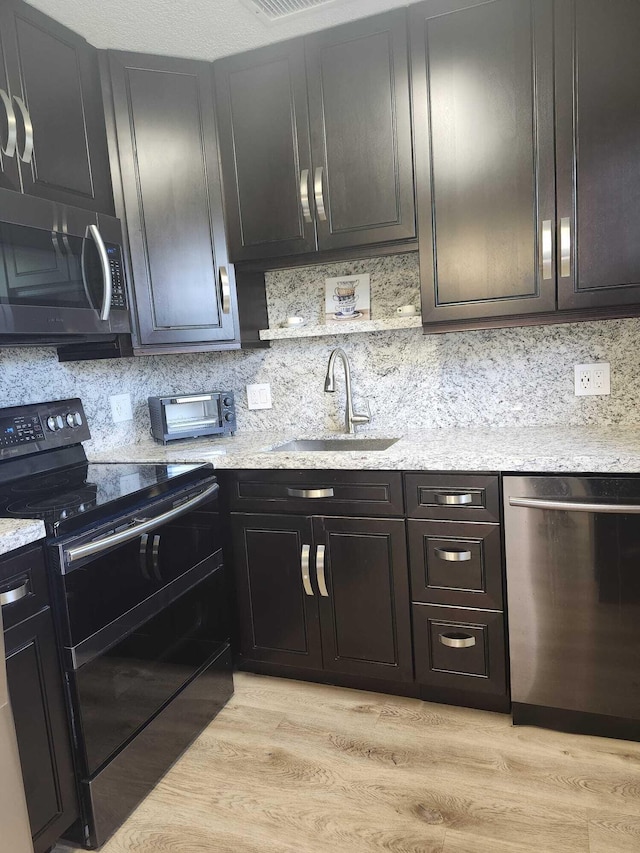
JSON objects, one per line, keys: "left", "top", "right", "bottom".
{"left": 413, "top": 604, "right": 507, "bottom": 697}
{"left": 404, "top": 474, "right": 500, "bottom": 522}
{"left": 0, "top": 546, "right": 48, "bottom": 631}
{"left": 408, "top": 520, "right": 503, "bottom": 610}
{"left": 228, "top": 470, "right": 404, "bottom": 516}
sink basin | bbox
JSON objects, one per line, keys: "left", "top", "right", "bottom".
{"left": 271, "top": 438, "right": 400, "bottom": 452}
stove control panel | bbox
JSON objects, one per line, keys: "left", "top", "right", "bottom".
{"left": 0, "top": 399, "right": 90, "bottom": 459}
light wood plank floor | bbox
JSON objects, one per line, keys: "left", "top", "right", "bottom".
{"left": 56, "top": 671, "right": 640, "bottom": 853}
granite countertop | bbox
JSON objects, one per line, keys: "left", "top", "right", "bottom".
{"left": 88, "top": 425, "right": 640, "bottom": 474}
{"left": 0, "top": 518, "right": 46, "bottom": 557}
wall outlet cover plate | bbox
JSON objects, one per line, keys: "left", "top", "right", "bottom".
{"left": 110, "top": 393, "right": 133, "bottom": 423}
{"left": 574, "top": 363, "right": 611, "bottom": 396}
{"left": 246, "top": 383, "right": 272, "bottom": 410}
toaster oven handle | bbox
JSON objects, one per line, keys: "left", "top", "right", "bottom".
{"left": 64, "top": 481, "right": 219, "bottom": 565}
{"left": 169, "top": 395, "right": 214, "bottom": 404}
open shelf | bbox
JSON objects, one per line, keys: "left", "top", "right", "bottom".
{"left": 259, "top": 315, "right": 422, "bottom": 341}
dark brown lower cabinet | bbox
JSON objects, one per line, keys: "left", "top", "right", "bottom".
{"left": 5, "top": 607, "right": 78, "bottom": 853}
{"left": 412, "top": 603, "right": 508, "bottom": 711}
{"left": 231, "top": 513, "right": 412, "bottom": 683}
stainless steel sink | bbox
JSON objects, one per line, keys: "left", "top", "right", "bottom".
{"left": 271, "top": 438, "right": 400, "bottom": 452}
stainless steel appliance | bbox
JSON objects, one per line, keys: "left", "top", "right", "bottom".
{"left": 148, "top": 391, "right": 236, "bottom": 444}
{"left": 504, "top": 475, "right": 640, "bottom": 740}
{"left": 0, "top": 606, "right": 33, "bottom": 853}
{"left": 0, "top": 192, "right": 130, "bottom": 342}
{"left": 0, "top": 398, "right": 233, "bottom": 849}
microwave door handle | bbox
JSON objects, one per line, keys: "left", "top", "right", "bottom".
{"left": 64, "top": 481, "right": 219, "bottom": 566}
{"left": 82, "top": 224, "right": 112, "bottom": 321}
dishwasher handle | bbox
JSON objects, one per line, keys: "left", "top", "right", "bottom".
{"left": 509, "top": 496, "right": 640, "bottom": 514}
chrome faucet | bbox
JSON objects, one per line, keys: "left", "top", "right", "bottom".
{"left": 324, "top": 347, "right": 371, "bottom": 434}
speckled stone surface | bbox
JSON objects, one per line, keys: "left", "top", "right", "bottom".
{"left": 88, "top": 426, "right": 640, "bottom": 474}
{"left": 4, "top": 252, "right": 640, "bottom": 455}
{"left": 0, "top": 519, "right": 45, "bottom": 556}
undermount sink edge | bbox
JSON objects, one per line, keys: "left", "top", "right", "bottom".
{"left": 270, "top": 438, "right": 400, "bottom": 453}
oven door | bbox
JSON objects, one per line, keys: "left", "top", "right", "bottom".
{"left": 0, "top": 192, "right": 129, "bottom": 338}
{"left": 52, "top": 479, "right": 227, "bottom": 776}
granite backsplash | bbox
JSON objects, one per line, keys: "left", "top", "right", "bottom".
{"left": 1, "top": 253, "right": 639, "bottom": 453}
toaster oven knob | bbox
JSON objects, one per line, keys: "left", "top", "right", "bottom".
{"left": 224, "top": 412, "right": 234, "bottom": 422}
{"left": 66, "top": 413, "right": 75, "bottom": 428}
{"left": 223, "top": 396, "right": 233, "bottom": 407}
{"left": 55, "top": 415, "right": 65, "bottom": 430}
{"left": 46, "top": 416, "right": 57, "bottom": 431}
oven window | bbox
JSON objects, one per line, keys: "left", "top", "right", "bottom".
{"left": 73, "top": 569, "right": 229, "bottom": 776}
{"left": 0, "top": 221, "right": 103, "bottom": 309}
{"left": 64, "top": 505, "right": 221, "bottom": 646}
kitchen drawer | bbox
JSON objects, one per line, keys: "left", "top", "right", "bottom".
{"left": 229, "top": 470, "right": 404, "bottom": 517}
{"left": 0, "top": 546, "right": 48, "bottom": 632}
{"left": 413, "top": 604, "right": 506, "bottom": 697}
{"left": 404, "top": 474, "right": 500, "bottom": 522}
{"left": 408, "top": 520, "right": 503, "bottom": 610}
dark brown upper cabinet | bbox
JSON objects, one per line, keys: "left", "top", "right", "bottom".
{"left": 412, "top": 0, "right": 556, "bottom": 325}
{"left": 214, "top": 40, "right": 316, "bottom": 262}
{"left": 0, "top": 0, "right": 113, "bottom": 213}
{"left": 555, "top": 0, "right": 640, "bottom": 311}
{"left": 214, "top": 9, "right": 415, "bottom": 263}
{"left": 106, "top": 51, "right": 239, "bottom": 352}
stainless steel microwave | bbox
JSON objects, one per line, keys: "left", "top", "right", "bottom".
{"left": 0, "top": 190, "right": 130, "bottom": 343}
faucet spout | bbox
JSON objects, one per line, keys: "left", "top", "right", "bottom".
{"left": 324, "top": 347, "right": 371, "bottom": 434}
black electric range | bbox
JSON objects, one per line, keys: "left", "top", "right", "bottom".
{"left": 0, "top": 398, "right": 233, "bottom": 850}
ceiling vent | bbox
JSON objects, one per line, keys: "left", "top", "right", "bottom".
{"left": 239, "top": 0, "right": 340, "bottom": 23}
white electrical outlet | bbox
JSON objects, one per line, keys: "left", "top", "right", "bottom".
{"left": 574, "top": 363, "right": 611, "bottom": 396}
{"left": 110, "top": 393, "right": 133, "bottom": 423}
{"left": 246, "top": 383, "right": 272, "bottom": 410}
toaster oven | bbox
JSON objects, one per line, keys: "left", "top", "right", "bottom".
{"left": 148, "top": 392, "right": 236, "bottom": 444}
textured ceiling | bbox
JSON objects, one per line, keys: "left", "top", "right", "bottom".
{"left": 26, "top": 0, "right": 411, "bottom": 60}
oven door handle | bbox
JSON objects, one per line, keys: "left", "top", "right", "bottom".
{"left": 64, "top": 481, "right": 219, "bottom": 565}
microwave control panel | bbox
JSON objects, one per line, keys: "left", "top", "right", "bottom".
{"left": 106, "top": 245, "right": 127, "bottom": 310}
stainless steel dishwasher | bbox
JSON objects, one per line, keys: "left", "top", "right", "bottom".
{"left": 504, "top": 475, "right": 640, "bottom": 741}
{"left": 0, "top": 605, "right": 34, "bottom": 853}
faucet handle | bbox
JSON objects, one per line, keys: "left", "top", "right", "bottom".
{"left": 352, "top": 398, "right": 372, "bottom": 426}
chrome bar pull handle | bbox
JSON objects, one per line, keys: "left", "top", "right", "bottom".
{"left": 0, "top": 88, "right": 17, "bottom": 158}
{"left": 300, "top": 169, "right": 312, "bottom": 223}
{"left": 151, "top": 534, "right": 162, "bottom": 581}
{"left": 13, "top": 95, "right": 33, "bottom": 163}
{"left": 287, "top": 487, "right": 334, "bottom": 499}
{"left": 301, "top": 544, "right": 313, "bottom": 596}
{"left": 139, "top": 533, "right": 150, "bottom": 580}
{"left": 435, "top": 493, "right": 473, "bottom": 506}
{"left": 85, "top": 225, "right": 113, "bottom": 321}
{"left": 541, "top": 219, "right": 553, "bottom": 281}
{"left": 434, "top": 548, "right": 472, "bottom": 563}
{"left": 0, "top": 580, "right": 29, "bottom": 607}
{"left": 314, "top": 166, "right": 327, "bottom": 221}
{"left": 560, "top": 216, "right": 571, "bottom": 278}
{"left": 316, "top": 545, "right": 328, "bottom": 597}
{"left": 510, "top": 496, "right": 640, "bottom": 514}
{"left": 439, "top": 633, "right": 476, "bottom": 649}
{"left": 219, "top": 266, "right": 231, "bottom": 314}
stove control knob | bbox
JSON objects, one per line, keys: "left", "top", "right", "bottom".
{"left": 224, "top": 412, "right": 234, "bottom": 422}
{"left": 46, "top": 416, "right": 57, "bottom": 431}
{"left": 66, "top": 413, "right": 75, "bottom": 427}
{"left": 55, "top": 415, "right": 65, "bottom": 430}
{"left": 73, "top": 412, "right": 83, "bottom": 427}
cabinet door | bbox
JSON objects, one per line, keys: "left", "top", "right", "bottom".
{"left": 305, "top": 10, "right": 415, "bottom": 251}
{"left": 5, "top": 608, "right": 78, "bottom": 853}
{"left": 214, "top": 41, "right": 316, "bottom": 262}
{"left": 412, "top": 0, "right": 556, "bottom": 324}
{"left": 231, "top": 514, "right": 323, "bottom": 670}
{"left": 555, "top": 0, "right": 640, "bottom": 310}
{"left": 108, "top": 51, "right": 238, "bottom": 348}
{"left": 2, "top": 0, "right": 112, "bottom": 213}
{"left": 0, "top": 16, "right": 21, "bottom": 193}
{"left": 312, "top": 516, "right": 412, "bottom": 682}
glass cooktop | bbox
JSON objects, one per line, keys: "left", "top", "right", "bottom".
{"left": 0, "top": 461, "right": 213, "bottom": 536}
